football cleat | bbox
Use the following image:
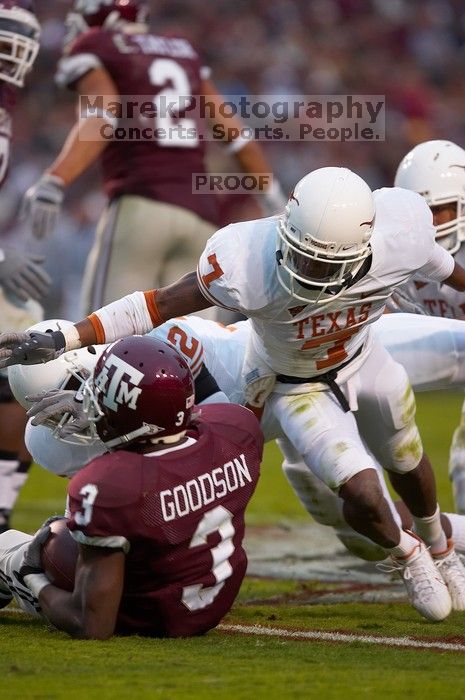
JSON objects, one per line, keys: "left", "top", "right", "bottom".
{"left": 433, "top": 541, "right": 465, "bottom": 611}
{"left": 380, "top": 536, "right": 452, "bottom": 621}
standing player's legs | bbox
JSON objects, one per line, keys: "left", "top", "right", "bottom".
{"left": 80, "top": 196, "right": 216, "bottom": 317}
{"left": 269, "top": 363, "right": 453, "bottom": 619}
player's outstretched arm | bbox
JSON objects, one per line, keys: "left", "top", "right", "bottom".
{"left": 35, "top": 545, "right": 125, "bottom": 640}
{"left": 0, "top": 272, "right": 211, "bottom": 368}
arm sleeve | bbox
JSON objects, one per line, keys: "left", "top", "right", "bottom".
{"left": 55, "top": 30, "right": 111, "bottom": 89}
{"left": 197, "top": 226, "right": 246, "bottom": 313}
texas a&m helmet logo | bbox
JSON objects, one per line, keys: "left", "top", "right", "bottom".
{"left": 94, "top": 353, "right": 143, "bottom": 412}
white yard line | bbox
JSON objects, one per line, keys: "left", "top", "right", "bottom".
{"left": 219, "top": 623, "right": 465, "bottom": 652}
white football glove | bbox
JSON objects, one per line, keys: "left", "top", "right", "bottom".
{"left": 26, "top": 387, "right": 91, "bottom": 438}
{"left": 0, "top": 247, "right": 51, "bottom": 302}
{"left": 21, "top": 173, "right": 65, "bottom": 240}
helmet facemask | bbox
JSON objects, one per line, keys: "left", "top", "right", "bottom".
{"left": 0, "top": 8, "right": 39, "bottom": 87}
{"left": 426, "top": 194, "right": 465, "bottom": 255}
{"left": 276, "top": 214, "right": 372, "bottom": 304}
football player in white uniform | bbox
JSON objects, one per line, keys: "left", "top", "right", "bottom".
{"left": 3, "top": 166, "right": 465, "bottom": 621}
{"left": 0, "top": 1, "right": 50, "bottom": 533}
{"left": 394, "top": 140, "right": 465, "bottom": 513}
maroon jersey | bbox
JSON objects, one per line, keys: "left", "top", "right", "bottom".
{"left": 67, "top": 404, "right": 263, "bottom": 638}
{"left": 56, "top": 28, "right": 219, "bottom": 225}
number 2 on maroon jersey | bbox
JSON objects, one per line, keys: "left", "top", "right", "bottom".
{"left": 150, "top": 58, "right": 199, "bottom": 148}
{"left": 181, "top": 505, "right": 235, "bottom": 611}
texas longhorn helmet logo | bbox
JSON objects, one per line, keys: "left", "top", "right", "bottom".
{"left": 94, "top": 354, "right": 143, "bottom": 411}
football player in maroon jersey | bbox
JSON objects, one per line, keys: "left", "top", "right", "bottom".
{"left": 0, "top": 1, "right": 50, "bottom": 533}
{"left": 0, "top": 335, "right": 263, "bottom": 639}
{"left": 22, "top": 0, "right": 285, "bottom": 315}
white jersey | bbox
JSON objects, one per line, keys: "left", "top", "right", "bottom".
{"left": 197, "top": 188, "right": 454, "bottom": 380}
{"left": 389, "top": 241, "right": 465, "bottom": 318}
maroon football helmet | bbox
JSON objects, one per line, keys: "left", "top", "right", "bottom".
{"left": 86, "top": 335, "right": 195, "bottom": 449}
{"left": 65, "top": 0, "right": 149, "bottom": 44}
{"left": 0, "top": 1, "right": 40, "bottom": 87}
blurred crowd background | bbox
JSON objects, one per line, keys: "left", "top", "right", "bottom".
{"left": 3, "top": 0, "right": 465, "bottom": 319}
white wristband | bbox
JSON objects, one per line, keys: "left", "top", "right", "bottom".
{"left": 91, "top": 291, "right": 155, "bottom": 343}
{"left": 225, "top": 134, "right": 250, "bottom": 154}
{"left": 63, "top": 324, "right": 82, "bottom": 351}
{"left": 23, "top": 572, "right": 51, "bottom": 599}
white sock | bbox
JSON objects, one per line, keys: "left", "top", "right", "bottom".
{"left": 413, "top": 505, "right": 447, "bottom": 555}
{"left": 388, "top": 529, "right": 420, "bottom": 559}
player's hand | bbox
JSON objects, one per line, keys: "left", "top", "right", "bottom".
{"left": 0, "top": 330, "right": 66, "bottom": 369}
{"left": 27, "top": 388, "right": 91, "bottom": 438}
{"left": 0, "top": 247, "right": 52, "bottom": 302}
{"left": 21, "top": 173, "right": 65, "bottom": 240}
{"left": 18, "top": 516, "right": 66, "bottom": 581}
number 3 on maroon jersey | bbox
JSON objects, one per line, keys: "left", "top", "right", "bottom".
{"left": 75, "top": 484, "right": 99, "bottom": 526}
{"left": 181, "top": 505, "right": 235, "bottom": 611}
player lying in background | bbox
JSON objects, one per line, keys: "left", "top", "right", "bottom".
{"left": 0, "top": 335, "right": 262, "bottom": 639}
{"left": 8, "top": 312, "right": 465, "bottom": 615}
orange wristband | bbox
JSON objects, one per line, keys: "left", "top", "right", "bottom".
{"left": 87, "top": 313, "right": 106, "bottom": 344}
{"left": 144, "top": 290, "right": 164, "bottom": 326}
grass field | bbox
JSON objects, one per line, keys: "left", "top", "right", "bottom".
{"left": 3, "top": 392, "right": 465, "bottom": 700}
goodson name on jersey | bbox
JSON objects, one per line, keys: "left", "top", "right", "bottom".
{"left": 160, "top": 453, "right": 252, "bottom": 522}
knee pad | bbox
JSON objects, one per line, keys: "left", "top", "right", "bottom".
{"left": 381, "top": 423, "right": 423, "bottom": 474}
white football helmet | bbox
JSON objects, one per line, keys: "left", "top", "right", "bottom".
{"left": 277, "top": 167, "right": 374, "bottom": 303}
{"left": 395, "top": 140, "right": 465, "bottom": 255}
{"left": 0, "top": 3, "right": 40, "bottom": 88}
{"left": 8, "top": 319, "right": 104, "bottom": 410}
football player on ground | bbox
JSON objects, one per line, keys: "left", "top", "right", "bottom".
{"left": 10, "top": 313, "right": 465, "bottom": 589}
{"left": 5, "top": 167, "right": 465, "bottom": 620}
{"left": 0, "top": 335, "right": 262, "bottom": 639}
{"left": 0, "top": 0, "right": 50, "bottom": 533}
{"left": 393, "top": 140, "right": 465, "bottom": 513}
{"left": 21, "top": 0, "right": 285, "bottom": 315}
